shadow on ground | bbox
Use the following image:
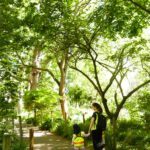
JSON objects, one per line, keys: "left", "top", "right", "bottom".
{"left": 24, "top": 128, "right": 73, "bottom": 150}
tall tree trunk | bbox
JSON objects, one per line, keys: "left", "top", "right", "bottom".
{"left": 29, "top": 48, "right": 41, "bottom": 121}
{"left": 58, "top": 52, "right": 69, "bottom": 120}
{"left": 29, "top": 48, "right": 41, "bottom": 90}
{"left": 59, "top": 63, "right": 68, "bottom": 120}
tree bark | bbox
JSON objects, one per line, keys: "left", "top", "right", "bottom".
{"left": 29, "top": 48, "right": 42, "bottom": 120}
{"left": 3, "top": 133, "right": 11, "bottom": 150}
{"left": 59, "top": 62, "right": 68, "bottom": 120}
{"left": 58, "top": 52, "right": 69, "bottom": 120}
{"left": 18, "top": 116, "right": 23, "bottom": 142}
{"left": 29, "top": 48, "right": 41, "bottom": 90}
{"left": 111, "top": 116, "right": 117, "bottom": 150}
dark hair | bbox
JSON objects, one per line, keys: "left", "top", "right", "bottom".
{"left": 73, "top": 124, "right": 81, "bottom": 134}
{"left": 92, "top": 102, "right": 103, "bottom": 113}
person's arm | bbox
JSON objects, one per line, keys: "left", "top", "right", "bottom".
{"left": 82, "top": 131, "right": 90, "bottom": 137}
{"left": 88, "top": 117, "right": 95, "bottom": 133}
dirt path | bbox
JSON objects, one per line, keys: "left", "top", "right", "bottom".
{"left": 23, "top": 126, "right": 92, "bottom": 150}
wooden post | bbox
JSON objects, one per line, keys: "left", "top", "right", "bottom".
{"left": 83, "top": 113, "right": 85, "bottom": 123}
{"left": 12, "top": 116, "right": 15, "bottom": 133}
{"left": 3, "top": 133, "right": 11, "bottom": 150}
{"left": 29, "top": 128, "right": 34, "bottom": 150}
{"left": 18, "top": 116, "right": 23, "bottom": 142}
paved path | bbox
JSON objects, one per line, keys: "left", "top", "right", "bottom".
{"left": 22, "top": 126, "right": 92, "bottom": 150}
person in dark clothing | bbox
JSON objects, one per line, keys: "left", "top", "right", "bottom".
{"left": 88, "top": 102, "right": 105, "bottom": 150}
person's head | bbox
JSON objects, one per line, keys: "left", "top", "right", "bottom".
{"left": 73, "top": 124, "right": 81, "bottom": 134}
{"left": 92, "top": 102, "right": 102, "bottom": 113}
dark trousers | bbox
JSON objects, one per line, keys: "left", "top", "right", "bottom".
{"left": 91, "top": 130, "right": 102, "bottom": 150}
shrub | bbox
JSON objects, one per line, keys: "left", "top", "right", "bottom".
{"left": 55, "top": 120, "right": 72, "bottom": 139}
{"left": 54, "top": 118, "right": 91, "bottom": 140}
{"left": 117, "top": 119, "right": 149, "bottom": 149}
{"left": 12, "top": 141, "right": 27, "bottom": 150}
{"left": 12, "top": 136, "right": 27, "bottom": 150}
{"left": 40, "top": 119, "right": 52, "bottom": 131}
{"left": 25, "top": 117, "right": 38, "bottom": 126}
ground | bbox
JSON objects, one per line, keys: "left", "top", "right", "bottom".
{"left": 21, "top": 125, "right": 93, "bottom": 150}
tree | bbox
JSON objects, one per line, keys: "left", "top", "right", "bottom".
{"left": 0, "top": 51, "right": 21, "bottom": 134}
{"left": 0, "top": 0, "right": 70, "bottom": 120}
{"left": 70, "top": 37, "right": 150, "bottom": 150}
{"left": 68, "top": 0, "right": 150, "bottom": 149}
{"left": 1, "top": 1, "right": 149, "bottom": 148}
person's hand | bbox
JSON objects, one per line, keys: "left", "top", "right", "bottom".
{"left": 86, "top": 132, "right": 90, "bottom": 137}
{"left": 87, "top": 133, "right": 90, "bottom": 136}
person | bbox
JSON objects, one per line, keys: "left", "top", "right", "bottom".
{"left": 72, "top": 124, "right": 90, "bottom": 150}
{"left": 88, "top": 102, "right": 105, "bottom": 150}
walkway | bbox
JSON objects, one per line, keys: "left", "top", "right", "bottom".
{"left": 22, "top": 126, "right": 92, "bottom": 150}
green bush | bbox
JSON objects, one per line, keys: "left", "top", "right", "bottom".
{"left": 0, "top": 121, "right": 13, "bottom": 144}
{"left": 54, "top": 118, "right": 91, "bottom": 140}
{"left": 12, "top": 141, "right": 27, "bottom": 150}
{"left": 50, "top": 118, "right": 61, "bottom": 131}
{"left": 12, "top": 138, "right": 27, "bottom": 150}
{"left": 40, "top": 119, "right": 52, "bottom": 131}
{"left": 124, "top": 130, "right": 143, "bottom": 145}
{"left": 55, "top": 120, "right": 72, "bottom": 138}
{"left": 117, "top": 119, "right": 149, "bottom": 149}
{"left": 118, "top": 119, "right": 142, "bottom": 131}
{"left": 25, "top": 117, "right": 38, "bottom": 126}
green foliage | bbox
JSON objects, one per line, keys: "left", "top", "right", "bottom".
{"left": 105, "top": 130, "right": 113, "bottom": 150}
{"left": 12, "top": 142, "right": 27, "bottom": 150}
{"left": 137, "top": 90, "right": 150, "bottom": 129}
{"left": 11, "top": 135, "right": 27, "bottom": 150}
{"left": 118, "top": 119, "right": 142, "bottom": 132}
{"left": 54, "top": 118, "right": 90, "bottom": 139}
{"left": 54, "top": 120, "right": 72, "bottom": 138}
{"left": 116, "top": 119, "right": 150, "bottom": 149}
{"left": 137, "top": 91, "right": 150, "bottom": 111}
{"left": 68, "top": 85, "right": 93, "bottom": 106}
{"left": 88, "top": 0, "right": 150, "bottom": 38}
{"left": 52, "top": 118, "right": 92, "bottom": 149}
{"left": 23, "top": 88, "right": 58, "bottom": 111}
{"left": 0, "top": 127, "right": 27, "bottom": 150}
{"left": 40, "top": 119, "right": 52, "bottom": 131}
{"left": 0, "top": 52, "right": 19, "bottom": 132}
{"left": 0, "top": 1, "right": 150, "bottom": 149}
{"left": 25, "top": 117, "right": 38, "bottom": 125}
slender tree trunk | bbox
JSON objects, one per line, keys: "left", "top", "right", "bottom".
{"left": 111, "top": 116, "right": 117, "bottom": 150}
{"left": 18, "top": 116, "right": 23, "bottom": 142}
{"left": 33, "top": 108, "right": 37, "bottom": 125}
{"left": 59, "top": 64, "right": 67, "bottom": 120}
{"left": 60, "top": 97, "right": 67, "bottom": 120}
{"left": 58, "top": 52, "right": 69, "bottom": 120}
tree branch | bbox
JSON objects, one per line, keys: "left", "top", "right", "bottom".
{"left": 114, "top": 92, "right": 119, "bottom": 107}
{"left": 103, "top": 48, "right": 125, "bottom": 94}
{"left": 125, "top": 80, "right": 150, "bottom": 99}
{"left": 8, "top": 71, "right": 31, "bottom": 83}
{"left": 116, "top": 79, "right": 150, "bottom": 116}
{"left": 81, "top": 32, "right": 104, "bottom": 94}
{"left": 70, "top": 65, "right": 101, "bottom": 94}
{"left": 15, "top": 52, "right": 60, "bottom": 86}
